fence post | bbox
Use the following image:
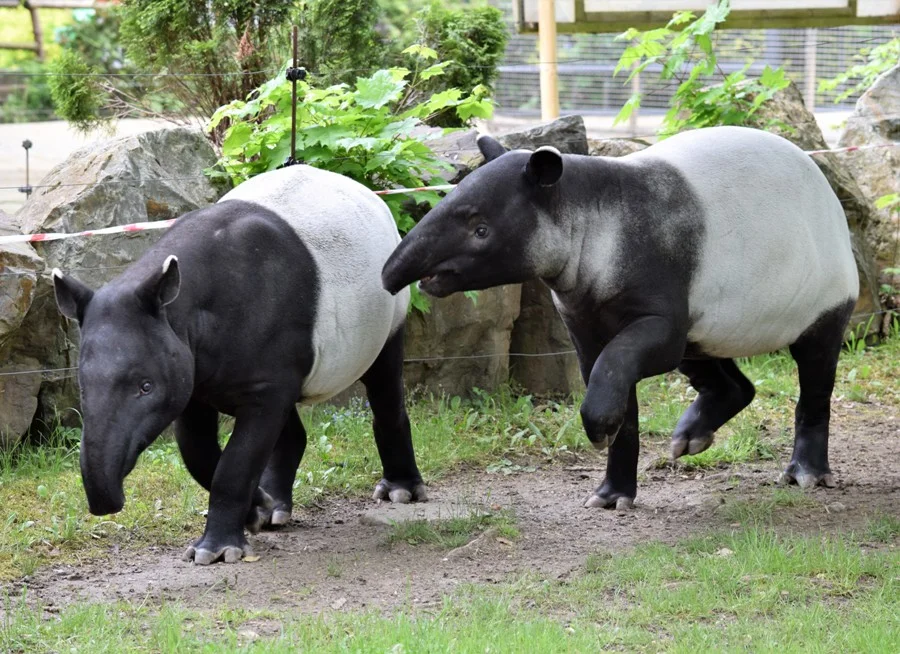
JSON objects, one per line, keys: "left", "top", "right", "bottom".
{"left": 538, "top": 0, "right": 560, "bottom": 121}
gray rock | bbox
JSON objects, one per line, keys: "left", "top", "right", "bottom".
{"left": 403, "top": 285, "right": 521, "bottom": 397}
{"left": 0, "top": 209, "right": 51, "bottom": 446}
{"left": 7, "top": 127, "right": 227, "bottom": 427}
{"left": 588, "top": 138, "right": 651, "bottom": 157}
{"left": 836, "top": 65, "right": 900, "bottom": 274}
{"left": 496, "top": 114, "right": 589, "bottom": 155}
{"left": 748, "top": 81, "right": 883, "bottom": 334}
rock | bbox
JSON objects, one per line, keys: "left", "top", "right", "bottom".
{"left": 9, "top": 127, "right": 226, "bottom": 426}
{"left": 497, "top": 114, "right": 589, "bottom": 155}
{"left": 749, "top": 81, "right": 883, "bottom": 334}
{"left": 588, "top": 138, "right": 651, "bottom": 157}
{"left": 403, "top": 285, "right": 521, "bottom": 397}
{"left": 0, "top": 208, "right": 52, "bottom": 446}
{"left": 836, "top": 65, "right": 900, "bottom": 274}
{"left": 509, "top": 280, "right": 583, "bottom": 396}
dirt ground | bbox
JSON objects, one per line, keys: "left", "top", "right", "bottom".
{"left": 8, "top": 399, "right": 899, "bottom": 619}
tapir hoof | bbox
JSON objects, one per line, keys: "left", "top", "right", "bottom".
{"left": 583, "top": 493, "right": 634, "bottom": 510}
{"left": 183, "top": 541, "right": 251, "bottom": 565}
{"left": 777, "top": 463, "right": 836, "bottom": 489}
{"left": 373, "top": 479, "right": 428, "bottom": 503}
{"left": 670, "top": 432, "right": 715, "bottom": 459}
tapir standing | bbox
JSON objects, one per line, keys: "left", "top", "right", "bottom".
{"left": 53, "top": 165, "right": 425, "bottom": 565}
{"left": 382, "top": 126, "right": 858, "bottom": 510}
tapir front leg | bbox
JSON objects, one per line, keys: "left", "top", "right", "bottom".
{"left": 579, "top": 315, "right": 686, "bottom": 509}
{"left": 183, "top": 397, "right": 292, "bottom": 565}
{"left": 175, "top": 399, "right": 277, "bottom": 534}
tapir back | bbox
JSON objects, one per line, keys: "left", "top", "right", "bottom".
{"left": 220, "top": 166, "right": 409, "bottom": 403}
{"left": 629, "top": 126, "right": 858, "bottom": 358}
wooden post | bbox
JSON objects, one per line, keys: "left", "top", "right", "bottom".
{"left": 27, "top": 2, "right": 44, "bottom": 61}
{"left": 538, "top": 0, "right": 560, "bottom": 121}
{"left": 804, "top": 28, "right": 818, "bottom": 111}
{"left": 629, "top": 70, "right": 640, "bottom": 137}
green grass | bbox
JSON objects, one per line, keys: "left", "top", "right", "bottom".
{"left": 385, "top": 508, "right": 519, "bottom": 549}
{"left": 1, "top": 334, "right": 898, "bottom": 581}
{"left": 719, "top": 487, "right": 820, "bottom": 525}
{"left": 1, "top": 526, "right": 896, "bottom": 653}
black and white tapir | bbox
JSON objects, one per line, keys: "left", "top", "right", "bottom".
{"left": 52, "top": 165, "right": 425, "bottom": 565}
{"left": 382, "top": 125, "right": 858, "bottom": 510}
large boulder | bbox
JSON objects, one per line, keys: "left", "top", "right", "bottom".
{"left": 6, "top": 127, "right": 226, "bottom": 429}
{"left": 836, "top": 65, "right": 900, "bottom": 278}
{"left": 0, "top": 209, "right": 51, "bottom": 446}
{"left": 748, "top": 81, "right": 883, "bottom": 333}
{"left": 403, "top": 286, "right": 521, "bottom": 397}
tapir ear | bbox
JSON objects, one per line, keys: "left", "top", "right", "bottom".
{"left": 525, "top": 146, "right": 564, "bottom": 187}
{"left": 136, "top": 255, "right": 181, "bottom": 313}
{"left": 477, "top": 134, "right": 507, "bottom": 163}
{"left": 52, "top": 269, "right": 94, "bottom": 323}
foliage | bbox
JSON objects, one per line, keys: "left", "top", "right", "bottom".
{"left": 613, "top": 0, "right": 790, "bottom": 137}
{"left": 208, "top": 49, "right": 492, "bottom": 228}
{"left": 820, "top": 35, "right": 900, "bottom": 103}
{"left": 410, "top": 2, "right": 509, "bottom": 126}
{"left": 49, "top": 0, "right": 297, "bottom": 133}
{"left": 296, "top": 0, "right": 386, "bottom": 87}
{"left": 55, "top": 8, "right": 128, "bottom": 76}
{"left": 875, "top": 193, "right": 900, "bottom": 298}
{"left": 47, "top": 50, "right": 105, "bottom": 132}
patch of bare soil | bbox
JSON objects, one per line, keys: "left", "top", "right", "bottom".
{"left": 8, "top": 400, "right": 899, "bottom": 616}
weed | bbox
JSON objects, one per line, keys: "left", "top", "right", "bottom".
{"left": 385, "top": 508, "right": 518, "bottom": 549}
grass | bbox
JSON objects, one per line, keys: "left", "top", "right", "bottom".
{"left": 1, "top": 334, "right": 898, "bottom": 580}
{"left": 384, "top": 508, "right": 519, "bottom": 549}
{"left": 719, "top": 487, "right": 820, "bottom": 525}
{"left": 0, "top": 525, "right": 896, "bottom": 653}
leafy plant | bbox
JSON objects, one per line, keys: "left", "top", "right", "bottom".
{"left": 410, "top": 2, "right": 508, "bottom": 127}
{"left": 613, "top": 0, "right": 790, "bottom": 137}
{"left": 47, "top": 51, "right": 104, "bottom": 132}
{"left": 874, "top": 193, "right": 900, "bottom": 299}
{"left": 208, "top": 47, "right": 492, "bottom": 312}
{"left": 820, "top": 35, "right": 900, "bottom": 103}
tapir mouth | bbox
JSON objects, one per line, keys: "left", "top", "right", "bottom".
{"left": 417, "top": 270, "right": 459, "bottom": 298}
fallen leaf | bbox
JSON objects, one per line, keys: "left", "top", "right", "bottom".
{"left": 331, "top": 597, "right": 347, "bottom": 610}
{"left": 715, "top": 547, "right": 734, "bottom": 558}
{"left": 242, "top": 555, "right": 261, "bottom": 563}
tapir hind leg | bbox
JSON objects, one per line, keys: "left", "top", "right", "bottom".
{"left": 257, "top": 408, "right": 306, "bottom": 528}
{"left": 670, "top": 359, "right": 755, "bottom": 459}
{"left": 362, "top": 326, "right": 426, "bottom": 503}
{"left": 780, "top": 301, "right": 854, "bottom": 489}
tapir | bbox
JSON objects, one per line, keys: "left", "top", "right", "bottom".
{"left": 382, "top": 125, "right": 858, "bottom": 510}
{"left": 52, "top": 165, "right": 425, "bottom": 565}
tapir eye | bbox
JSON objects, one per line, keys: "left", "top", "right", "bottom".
{"left": 139, "top": 380, "right": 153, "bottom": 395}
{"left": 474, "top": 224, "right": 489, "bottom": 239}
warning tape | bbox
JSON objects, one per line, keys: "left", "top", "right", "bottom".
{"left": 0, "top": 141, "right": 897, "bottom": 247}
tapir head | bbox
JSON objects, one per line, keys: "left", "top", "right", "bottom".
{"left": 52, "top": 256, "right": 194, "bottom": 515}
{"left": 382, "top": 136, "right": 566, "bottom": 297}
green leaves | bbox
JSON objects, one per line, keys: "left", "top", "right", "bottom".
{"left": 612, "top": 0, "right": 790, "bottom": 138}
{"left": 355, "top": 70, "right": 408, "bottom": 109}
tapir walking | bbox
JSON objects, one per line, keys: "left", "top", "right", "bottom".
{"left": 382, "top": 126, "right": 858, "bottom": 509}
{"left": 53, "top": 165, "right": 425, "bottom": 564}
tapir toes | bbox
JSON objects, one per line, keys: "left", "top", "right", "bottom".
{"left": 778, "top": 463, "right": 836, "bottom": 489}
{"left": 373, "top": 479, "right": 427, "bottom": 503}
{"left": 670, "top": 432, "right": 715, "bottom": 459}
{"left": 183, "top": 544, "right": 250, "bottom": 566}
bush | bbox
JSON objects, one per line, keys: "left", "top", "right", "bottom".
{"left": 410, "top": 2, "right": 508, "bottom": 127}
{"left": 47, "top": 50, "right": 103, "bottom": 132}
{"left": 820, "top": 36, "right": 900, "bottom": 104}
{"left": 613, "top": 0, "right": 790, "bottom": 137}
{"left": 209, "top": 47, "right": 493, "bottom": 311}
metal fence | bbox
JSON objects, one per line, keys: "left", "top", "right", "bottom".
{"left": 494, "top": 13, "right": 898, "bottom": 116}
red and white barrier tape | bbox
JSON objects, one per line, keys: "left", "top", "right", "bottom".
{"left": 1, "top": 141, "right": 897, "bottom": 247}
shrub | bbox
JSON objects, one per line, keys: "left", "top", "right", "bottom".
{"left": 613, "top": 0, "right": 790, "bottom": 137}
{"left": 410, "top": 2, "right": 508, "bottom": 127}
